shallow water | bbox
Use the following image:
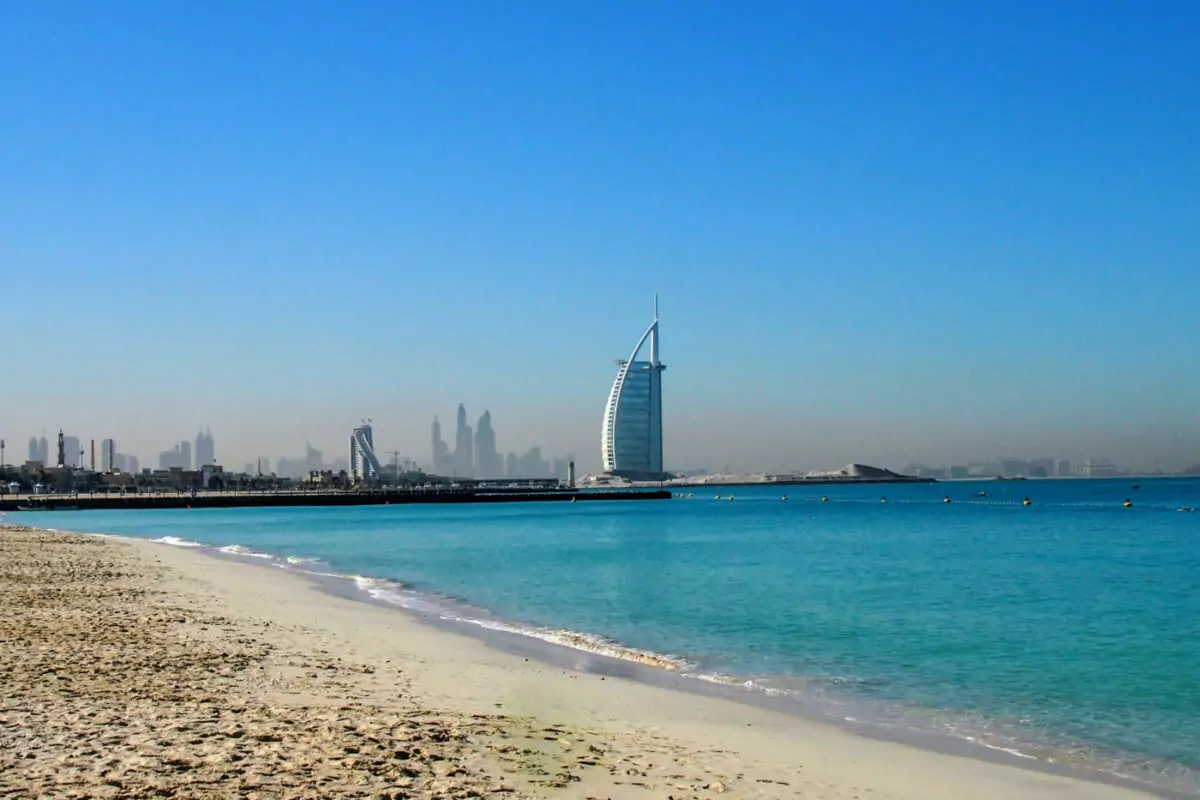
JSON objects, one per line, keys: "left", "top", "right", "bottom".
{"left": 16, "top": 477, "right": 1200, "bottom": 794}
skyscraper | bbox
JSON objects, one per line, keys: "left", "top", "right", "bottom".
{"left": 28, "top": 436, "right": 39, "bottom": 463}
{"left": 474, "top": 410, "right": 501, "bottom": 477}
{"left": 195, "top": 427, "right": 215, "bottom": 468}
{"left": 62, "top": 435, "right": 81, "bottom": 469}
{"left": 349, "top": 423, "right": 382, "bottom": 482}
{"left": 101, "top": 439, "right": 113, "bottom": 472}
{"left": 305, "top": 443, "right": 323, "bottom": 473}
{"left": 432, "top": 419, "right": 453, "bottom": 474}
{"left": 38, "top": 436, "right": 48, "bottom": 464}
{"left": 454, "top": 404, "right": 473, "bottom": 478}
{"left": 158, "top": 441, "right": 192, "bottom": 470}
{"left": 601, "top": 295, "right": 666, "bottom": 478}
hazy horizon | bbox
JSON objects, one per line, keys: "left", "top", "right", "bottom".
{"left": 3, "top": 2, "right": 1198, "bottom": 474}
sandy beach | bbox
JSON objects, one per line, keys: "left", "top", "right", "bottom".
{"left": 0, "top": 526, "right": 1165, "bottom": 800}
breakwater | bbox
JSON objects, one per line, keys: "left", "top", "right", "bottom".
{"left": 0, "top": 487, "right": 670, "bottom": 512}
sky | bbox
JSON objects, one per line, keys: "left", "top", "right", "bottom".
{"left": 1, "top": 0, "right": 1198, "bottom": 473}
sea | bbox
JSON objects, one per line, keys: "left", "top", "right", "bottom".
{"left": 12, "top": 477, "right": 1200, "bottom": 796}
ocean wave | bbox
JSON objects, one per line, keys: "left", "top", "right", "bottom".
{"left": 351, "top": 576, "right": 451, "bottom": 615}
{"left": 285, "top": 555, "right": 325, "bottom": 566}
{"left": 455, "top": 617, "right": 691, "bottom": 670}
{"left": 347, "top": 575, "right": 689, "bottom": 670}
{"left": 962, "top": 736, "right": 1037, "bottom": 759}
{"left": 149, "top": 536, "right": 205, "bottom": 548}
{"left": 217, "top": 544, "right": 274, "bottom": 559}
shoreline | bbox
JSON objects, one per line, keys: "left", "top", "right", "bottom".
{"left": 216, "top": 543, "right": 1200, "bottom": 800}
{"left": 0, "top": 487, "right": 670, "bottom": 512}
{"left": 3, "top": 523, "right": 1185, "bottom": 799}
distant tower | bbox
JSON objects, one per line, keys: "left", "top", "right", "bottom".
{"left": 57, "top": 430, "right": 65, "bottom": 468}
{"left": 474, "top": 410, "right": 500, "bottom": 477}
{"left": 195, "top": 427, "right": 216, "bottom": 468}
{"left": 90, "top": 439, "right": 95, "bottom": 471}
{"left": 431, "top": 416, "right": 453, "bottom": 476}
{"left": 28, "top": 436, "right": 39, "bottom": 463}
{"left": 349, "top": 422, "right": 382, "bottom": 482}
{"left": 601, "top": 295, "right": 666, "bottom": 478}
{"left": 454, "top": 404, "right": 473, "bottom": 478}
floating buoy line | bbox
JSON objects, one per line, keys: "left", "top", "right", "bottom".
{"left": 664, "top": 492, "right": 1181, "bottom": 510}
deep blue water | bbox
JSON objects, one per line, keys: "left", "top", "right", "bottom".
{"left": 13, "top": 478, "right": 1200, "bottom": 793}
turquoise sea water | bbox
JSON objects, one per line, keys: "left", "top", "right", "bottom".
{"left": 13, "top": 478, "right": 1200, "bottom": 794}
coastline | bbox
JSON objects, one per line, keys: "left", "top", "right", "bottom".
{"left": 0, "top": 524, "right": 1178, "bottom": 799}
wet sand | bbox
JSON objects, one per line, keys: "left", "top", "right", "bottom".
{"left": 0, "top": 526, "right": 1163, "bottom": 799}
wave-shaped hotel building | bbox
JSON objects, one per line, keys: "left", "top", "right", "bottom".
{"left": 601, "top": 297, "right": 667, "bottom": 480}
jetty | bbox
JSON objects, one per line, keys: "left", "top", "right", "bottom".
{"left": 0, "top": 487, "right": 670, "bottom": 512}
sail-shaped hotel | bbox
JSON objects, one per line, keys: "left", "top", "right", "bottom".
{"left": 601, "top": 297, "right": 667, "bottom": 479}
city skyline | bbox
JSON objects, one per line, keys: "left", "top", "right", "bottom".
{"left": 1, "top": 3, "right": 1198, "bottom": 473}
{"left": 2, "top": 418, "right": 1194, "bottom": 479}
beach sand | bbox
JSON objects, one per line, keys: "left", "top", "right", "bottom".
{"left": 0, "top": 527, "right": 1162, "bottom": 799}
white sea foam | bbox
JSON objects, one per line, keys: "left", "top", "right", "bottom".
{"left": 963, "top": 736, "right": 1037, "bottom": 759}
{"left": 149, "top": 536, "right": 204, "bottom": 548}
{"left": 347, "top": 575, "right": 689, "bottom": 670}
{"left": 285, "top": 555, "right": 324, "bottom": 566}
{"left": 683, "top": 672, "right": 818, "bottom": 699}
{"left": 454, "top": 616, "right": 691, "bottom": 670}
{"left": 351, "top": 575, "right": 449, "bottom": 615}
{"left": 217, "top": 544, "right": 274, "bottom": 559}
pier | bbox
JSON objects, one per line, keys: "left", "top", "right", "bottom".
{"left": 0, "top": 487, "right": 671, "bottom": 512}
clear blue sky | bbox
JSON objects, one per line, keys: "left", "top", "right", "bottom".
{"left": 2, "top": 0, "right": 1197, "bottom": 472}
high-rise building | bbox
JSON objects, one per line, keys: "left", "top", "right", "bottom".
{"left": 101, "top": 439, "right": 114, "bottom": 472}
{"left": 474, "top": 410, "right": 502, "bottom": 477}
{"left": 62, "top": 435, "right": 81, "bottom": 469}
{"left": 454, "top": 404, "right": 473, "bottom": 478}
{"left": 506, "top": 447, "right": 549, "bottom": 479}
{"left": 601, "top": 296, "right": 666, "bottom": 478}
{"left": 38, "top": 436, "right": 49, "bottom": 464}
{"left": 431, "top": 416, "right": 451, "bottom": 476}
{"left": 195, "top": 427, "right": 216, "bottom": 468}
{"left": 28, "top": 436, "right": 39, "bottom": 463}
{"left": 304, "top": 443, "right": 323, "bottom": 473}
{"left": 158, "top": 441, "right": 192, "bottom": 470}
{"left": 126, "top": 455, "right": 139, "bottom": 474}
{"left": 552, "top": 457, "right": 572, "bottom": 481}
{"left": 349, "top": 423, "right": 382, "bottom": 482}
{"left": 1029, "top": 458, "right": 1055, "bottom": 478}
